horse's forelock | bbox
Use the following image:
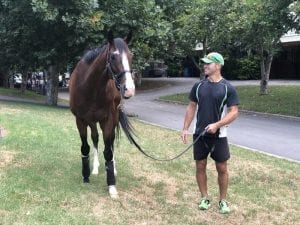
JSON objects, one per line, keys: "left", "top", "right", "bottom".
{"left": 82, "top": 38, "right": 129, "bottom": 64}
{"left": 113, "top": 38, "right": 129, "bottom": 54}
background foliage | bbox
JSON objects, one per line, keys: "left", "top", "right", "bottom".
{"left": 0, "top": 0, "right": 299, "bottom": 102}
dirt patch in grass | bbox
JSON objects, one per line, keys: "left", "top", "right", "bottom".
{"left": 0, "top": 150, "right": 15, "bottom": 169}
{"left": 0, "top": 126, "right": 7, "bottom": 138}
{"left": 92, "top": 188, "right": 165, "bottom": 225}
{"left": 0, "top": 209, "right": 10, "bottom": 218}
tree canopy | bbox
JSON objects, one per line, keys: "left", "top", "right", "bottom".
{"left": 0, "top": 0, "right": 299, "bottom": 103}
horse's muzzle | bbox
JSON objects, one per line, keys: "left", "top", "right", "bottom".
{"left": 123, "top": 87, "right": 135, "bottom": 99}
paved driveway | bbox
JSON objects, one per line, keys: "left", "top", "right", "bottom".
{"left": 124, "top": 78, "right": 300, "bottom": 162}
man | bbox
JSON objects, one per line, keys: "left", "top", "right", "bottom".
{"left": 181, "top": 52, "right": 239, "bottom": 214}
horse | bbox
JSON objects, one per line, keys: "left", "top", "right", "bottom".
{"left": 69, "top": 30, "right": 137, "bottom": 198}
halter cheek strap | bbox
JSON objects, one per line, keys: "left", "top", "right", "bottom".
{"left": 106, "top": 44, "right": 131, "bottom": 91}
{"left": 106, "top": 63, "right": 131, "bottom": 90}
{"left": 105, "top": 46, "right": 131, "bottom": 91}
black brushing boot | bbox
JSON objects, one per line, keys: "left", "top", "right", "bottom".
{"left": 82, "top": 156, "right": 90, "bottom": 183}
{"left": 105, "top": 161, "right": 116, "bottom": 186}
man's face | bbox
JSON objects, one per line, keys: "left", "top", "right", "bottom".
{"left": 203, "top": 62, "right": 221, "bottom": 76}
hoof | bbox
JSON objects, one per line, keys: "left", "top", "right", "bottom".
{"left": 83, "top": 177, "right": 90, "bottom": 183}
{"left": 108, "top": 185, "right": 119, "bottom": 199}
{"left": 91, "top": 169, "right": 99, "bottom": 175}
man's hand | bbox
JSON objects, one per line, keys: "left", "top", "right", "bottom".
{"left": 181, "top": 129, "right": 190, "bottom": 144}
{"left": 205, "top": 123, "right": 219, "bottom": 134}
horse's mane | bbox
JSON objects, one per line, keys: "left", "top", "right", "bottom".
{"left": 83, "top": 38, "right": 128, "bottom": 64}
{"left": 83, "top": 45, "right": 107, "bottom": 64}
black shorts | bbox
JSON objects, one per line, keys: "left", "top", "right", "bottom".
{"left": 193, "top": 134, "right": 230, "bottom": 162}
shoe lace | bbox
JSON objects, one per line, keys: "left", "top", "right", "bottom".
{"left": 219, "top": 200, "right": 228, "bottom": 208}
{"left": 200, "top": 198, "right": 209, "bottom": 205}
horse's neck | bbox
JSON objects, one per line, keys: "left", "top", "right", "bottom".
{"left": 81, "top": 55, "right": 108, "bottom": 94}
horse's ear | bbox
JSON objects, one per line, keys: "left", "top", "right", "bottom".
{"left": 124, "top": 30, "right": 133, "bottom": 44}
{"left": 107, "top": 29, "right": 114, "bottom": 45}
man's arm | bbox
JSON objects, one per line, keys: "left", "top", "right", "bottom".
{"left": 181, "top": 101, "right": 197, "bottom": 144}
{"left": 206, "top": 105, "right": 239, "bottom": 134}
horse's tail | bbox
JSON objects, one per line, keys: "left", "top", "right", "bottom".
{"left": 118, "top": 108, "right": 142, "bottom": 151}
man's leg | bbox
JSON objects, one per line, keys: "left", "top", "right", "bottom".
{"left": 196, "top": 159, "right": 208, "bottom": 197}
{"left": 215, "top": 160, "right": 228, "bottom": 200}
{"left": 196, "top": 159, "right": 211, "bottom": 210}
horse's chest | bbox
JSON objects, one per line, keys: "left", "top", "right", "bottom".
{"left": 87, "top": 103, "right": 117, "bottom": 122}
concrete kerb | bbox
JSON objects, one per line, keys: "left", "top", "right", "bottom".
{"left": 230, "top": 143, "right": 300, "bottom": 164}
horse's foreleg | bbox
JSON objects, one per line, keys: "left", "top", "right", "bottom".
{"left": 103, "top": 139, "right": 115, "bottom": 185}
{"left": 76, "top": 118, "right": 90, "bottom": 183}
{"left": 101, "top": 122, "right": 118, "bottom": 198}
{"left": 103, "top": 141, "right": 118, "bottom": 199}
{"left": 90, "top": 123, "right": 100, "bottom": 175}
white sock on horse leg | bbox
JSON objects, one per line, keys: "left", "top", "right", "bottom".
{"left": 92, "top": 147, "right": 99, "bottom": 175}
{"left": 113, "top": 156, "right": 117, "bottom": 176}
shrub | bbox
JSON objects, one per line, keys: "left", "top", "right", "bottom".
{"left": 223, "top": 56, "right": 260, "bottom": 80}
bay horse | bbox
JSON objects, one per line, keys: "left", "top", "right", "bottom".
{"left": 69, "top": 30, "right": 137, "bottom": 198}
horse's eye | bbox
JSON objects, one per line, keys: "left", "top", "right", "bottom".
{"left": 110, "top": 54, "right": 116, "bottom": 61}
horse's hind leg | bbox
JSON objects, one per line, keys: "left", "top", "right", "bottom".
{"left": 76, "top": 118, "right": 90, "bottom": 183}
{"left": 90, "top": 123, "right": 100, "bottom": 175}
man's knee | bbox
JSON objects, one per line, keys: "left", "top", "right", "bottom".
{"left": 196, "top": 160, "right": 207, "bottom": 173}
{"left": 216, "top": 161, "right": 228, "bottom": 175}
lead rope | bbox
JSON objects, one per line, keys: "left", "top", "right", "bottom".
{"left": 132, "top": 128, "right": 208, "bottom": 162}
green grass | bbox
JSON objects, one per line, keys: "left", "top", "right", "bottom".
{"left": 0, "top": 87, "right": 46, "bottom": 101}
{"left": 159, "top": 85, "right": 300, "bottom": 117}
{"left": 236, "top": 86, "right": 300, "bottom": 117}
{"left": 0, "top": 101, "right": 299, "bottom": 225}
{"left": 0, "top": 87, "right": 69, "bottom": 105}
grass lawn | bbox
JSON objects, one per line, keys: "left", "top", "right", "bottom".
{"left": 0, "top": 101, "right": 299, "bottom": 225}
{"left": 0, "top": 87, "right": 69, "bottom": 105}
{"left": 159, "top": 85, "right": 300, "bottom": 117}
{"left": 0, "top": 87, "right": 46, "bottom": 101}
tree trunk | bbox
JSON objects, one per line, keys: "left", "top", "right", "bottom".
{"left": 1, "top": 70, "right": 10, "bottom": 88}
{"left": 203, "top": 36, "right": 208, "bottom": 56}
{"left": 133, "top": 70, "right": 142, "bottom": 87}
{"left": 199, "top": 37, "right": 208, "bottom": 80}
{"left": 20, "top": 69, "right": 28, "bottom": 93}
{"left": 190, "top": 55, "right": 205, "bottom": 80}
{"left": 46, "top": 65, "right": 59, "bottom": 106}
{"left": 259, "top": 50, "right": 273, "bottom": 95}
{"left": 9, "top": 70, "right": 14, "bottom": 89}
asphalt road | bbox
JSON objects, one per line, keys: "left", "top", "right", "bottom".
{"left": 124, "top": 78, "right": 300, "bottom": 162}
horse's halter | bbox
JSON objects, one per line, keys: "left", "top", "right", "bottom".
{"left": 105, "top": 46, "right": 131, "bottom": 91}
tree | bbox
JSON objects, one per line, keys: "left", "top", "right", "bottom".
{"left": 0, "top": 0, "right": 40, "bottom": 90}
{"left": 98, "top": 0, "right": 175, "bottom": 73}
{"left": 30, "top": 0, "right": 104, "bottom": 105}
{"left": 175, "top": 0, "right": 246, "bottom": 77}
{"left": 238, "top": 0, "right": 297, "bottom": 94}
{"left": 0, "top": 0, "right": 104, "bottom": 105}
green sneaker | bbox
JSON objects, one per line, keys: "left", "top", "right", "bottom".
{"left": 219, "top": 200, "right": 230, "bottom": 214}
{"left": 198, "top": 197, "right": 211, "bottom": 210}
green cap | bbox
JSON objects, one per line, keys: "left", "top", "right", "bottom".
{"left": 201, "top": 52, "right": 224, "bottom": 65}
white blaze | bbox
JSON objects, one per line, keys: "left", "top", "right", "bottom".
{"left": 121, "top": 52, "right": 135, "bottom": 97}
